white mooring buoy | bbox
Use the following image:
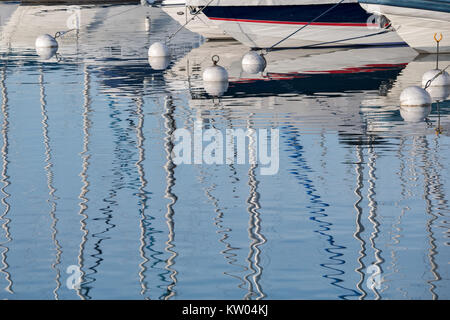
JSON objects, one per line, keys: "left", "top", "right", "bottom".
{"left": 35, "top": 34, "right": 58, "bottom": 59}
{"left": 399, "top": 86, "right": 432, "bottom": 122}
{"left": 241, "top": 51, "right": 266, "bottom": 74}
{"left": 400, "top": 105, "right": 432, "bottom": 122}
{"left": 148, "top": 42, "right": 169, "bottom": 58}
{"left": 36, "top": 47, "right": 58, "bottom": 60}
{"left": 148, "top": 56, "right": 170, "bottom": 71}
{"left": 421, "top": 69, "right": 450, "bottom": 101}
{"left": 204, "top": 81, "right": 229, "bottom": 97}
{"left": 400, "top": 86, "right": 432, "bottom": 107}
{"left": 35, "top": 34, "right": 58, "bottom": 49}
{"left": 202, "top": 55, "right": 229, "bottom": 96}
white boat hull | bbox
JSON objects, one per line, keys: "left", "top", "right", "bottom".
{"left": 195, "top": 1, "right": 406, "bottom": 49}
{"left": 160, "top": 1, "right": 233, "bottom": 40}
{"left": 208, "top": 20, "right": 404, "bottom": 49}
{"left": 361, "top": 4, "right": 450, "bottom": 53}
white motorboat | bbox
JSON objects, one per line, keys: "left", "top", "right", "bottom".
{"left": 186, "top": 0, "right": 405, "bottom": 49}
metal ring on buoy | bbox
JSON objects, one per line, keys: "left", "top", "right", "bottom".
{"left": 434, "top": 33, "right": 443, "bottom": 43}
{"left": 212, "top": 55, "right": 220, "bottom": 65}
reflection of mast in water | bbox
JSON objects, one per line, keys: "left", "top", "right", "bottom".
{"left": 203, "top": 179, "right": 248, "bottom": 291}
{"left": 390, "top": 137, "right": 408, "bottom": 299}
{"left": 244, "top": 121, "right": 266, "bottom": 300}
{"left": 39, "top": 67, "right": 62, "bottom": 300}
{"left": 353, "top": 146, "right": 367, "bottom": 299}
{"left": 162, "top": 96, "right": 178, "bottom": 300}
{"left": 416, "top": 135, "right": 443, "bottom": 300}
{"left": 198, "top": 112, "right": 248, "bottom": 295}
{"left": 77, "top": 65, "right": 91, "bottom": 300}
{"left": 0, "top": 67, "right": 13, "bottom": 294}
{"left": 367, "top": 144, "right": 383, "bottom": 300}
{"left": 282, "top": 126, "right": 359, "bottom": 299}
{"left": 84, "top": 95, "right": 125, "bottom": 299}
{"left": 134, "top": 95, "right": 150, "bottom": 298}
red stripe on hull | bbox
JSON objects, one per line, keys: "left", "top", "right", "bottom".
{"left": 209, "top": 17, "right": 374, "bottom": 27}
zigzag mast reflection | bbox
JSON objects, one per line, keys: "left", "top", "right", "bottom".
{"left": 244, "top": 119, "right": 266, "bottom": 300}
{"left": 353, "top": 146, "right": 367, "bottom": 299}
{"left": 417, "top": 135, "right": 444, "bottom": 300}
{"left": 135, "top": 95, "right": 151, "bottom": 298}
{"left": 162, "top": 96, "right": 178, "bottom": 300}
{"left": 77, "top": 65, "right": 92, "bottom": 300}
{"left": 0, "top": 66, "right": 13, "bottom": 295}
{"left": 198, "top": 110, "right": 249, "bottom": 298}
{"left": 39, "top": 66, "right": 62, "bottom": 300}
{"left": 282, "top": 125, "right": 360, "bottom": 299}
{"left": 367, "top": 143, "right": 384, "bottom": 300}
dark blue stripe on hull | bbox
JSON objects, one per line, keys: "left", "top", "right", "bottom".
{"left": 202, "top": 3, "right": 373, "bottom": 24}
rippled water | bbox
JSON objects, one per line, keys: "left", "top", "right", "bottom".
{"left": 0, "top": 3, "right": 449, "bottom": 300}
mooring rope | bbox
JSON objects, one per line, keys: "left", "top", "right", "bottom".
{"left": 264, "top": 0, "right": 346, "bottom": 53}
{"left": 424, "top": 65, "right": 449, "bottom": 90}
{"left": 166, "top": 0, "right": 216, "bottom": 43}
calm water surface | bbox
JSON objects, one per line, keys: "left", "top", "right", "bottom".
{"left": 0, "top": 3, "right": 449, "bottom": 300}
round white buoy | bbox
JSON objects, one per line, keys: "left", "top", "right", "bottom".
{"left": 241, "top": 51, "right": 266, "bottom": 74}
{"left": 399, "top": 86, "right": 432, "bottom": 122}
{"left": 36, "top": 46, "right": 58, "bottom": 60}
{"left": 422, "top": 69, "right": 450, "bottom": 87}
{"left": 400, "top": 105, "right": 432, "bottom": 122}
{"left": 400, "top": 86, "right": 432, "bottom": 107}
{"left": 421, "top": 69, "right": 450, "bottom": 101}
{"left": 204, "top": 81, "right": 229, "bottom": 97}
{"left": 148, "top": 56, "right": 170, "bottom": 71}
{"left": 202, "top": 55, "right": 229, "bottom": 96}
{"left": 203, "top": 64, "right": 228, "bottom": 83}
{"left": 148, "top": 42, "right": 169, "bottom": 57}
{"left": 202, "top": 65, "right": 228, "bottom": 82}
{"left": 425, "top": 85, "right": 450, "bottom": 102}
{"left": 35, "top": 34, "right": 58, "bottom": 49}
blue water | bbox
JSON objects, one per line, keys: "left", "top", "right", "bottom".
{"left": 0, "top": 4, "right": 448, "bottom": 300}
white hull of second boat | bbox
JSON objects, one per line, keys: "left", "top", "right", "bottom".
{"left": 360, "top": 4, "right": 450, "bottom": 53}
{"left": 207, "top": 20, "right": 404, "bottom": 49}
{"left": 160, "top": 1, "right": 233, "bottom": 40}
